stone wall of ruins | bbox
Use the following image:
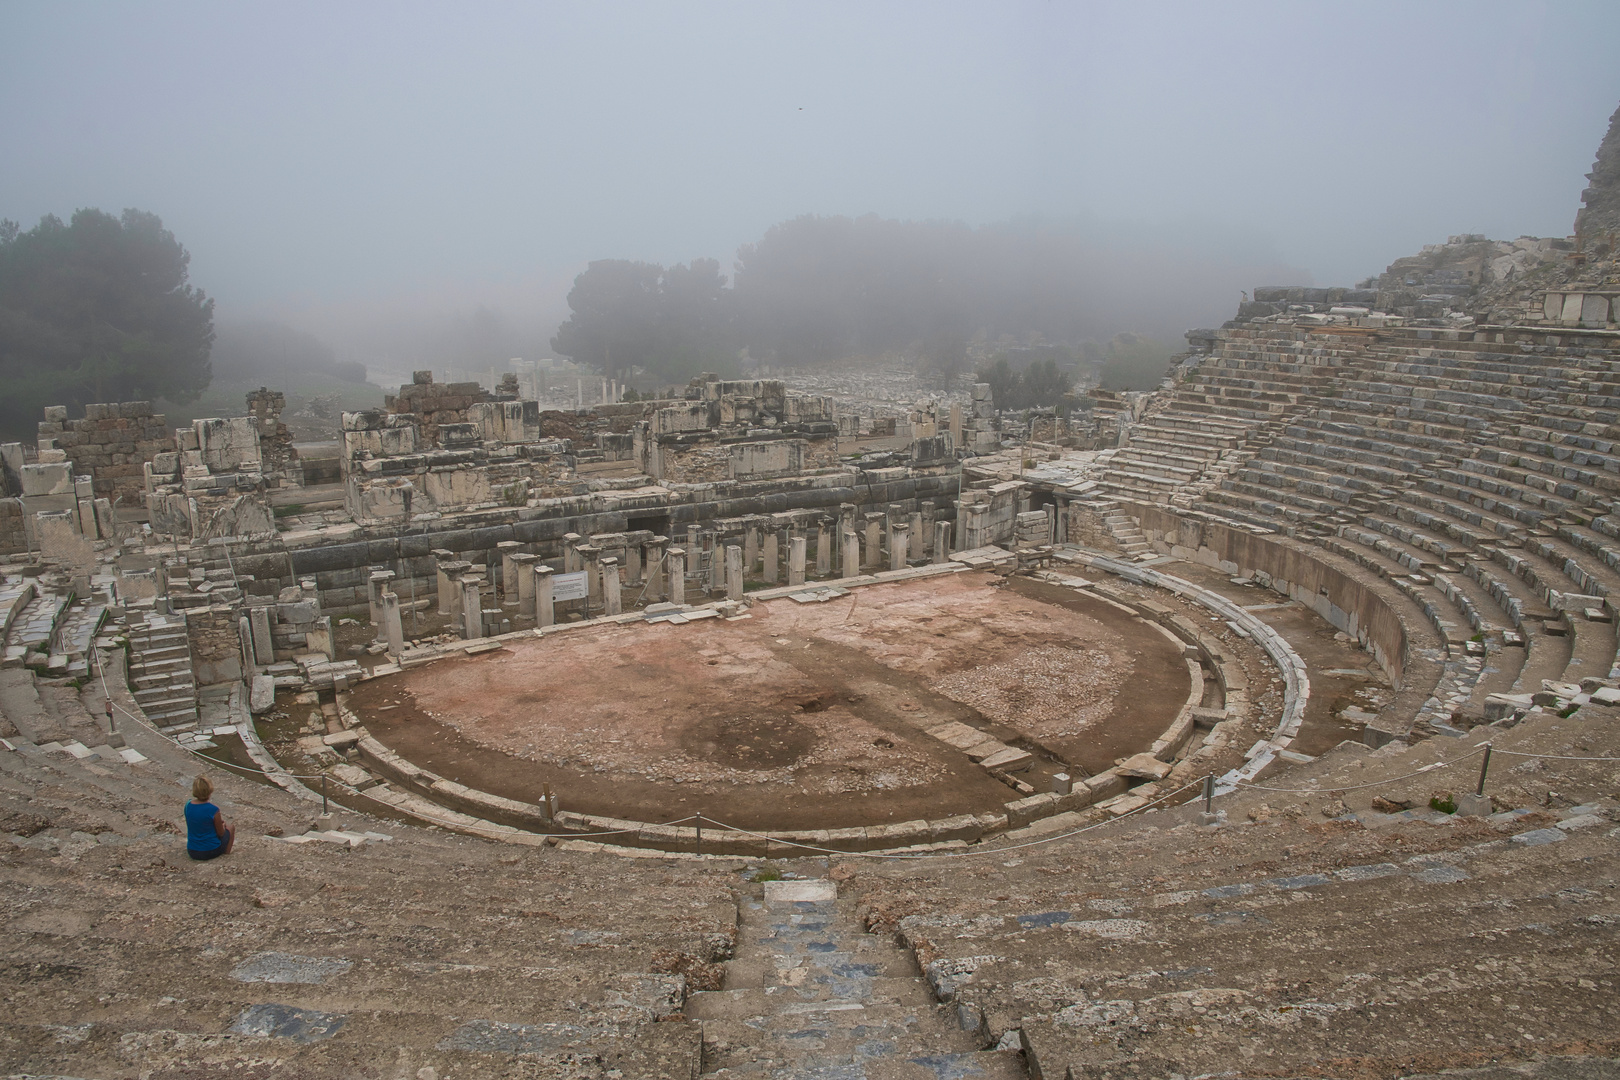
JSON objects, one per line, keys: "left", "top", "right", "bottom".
{"left": 171, "top": 465, "right": 962, "bottom": 618}
{"left": 39, "top": 401, "right": 173, "bottom": 506}
{"left": 185, "top": 604, "right": 247, "bottom": 688}
{"left": 144, "top": 415, "right": 277, "bottom": 543}
{"left": 1125, "top": 501, "right": 1410, "bottom": 688}
{"left": 384, "top": 371, "right": 491, "bottom": 445}
{"left": 246, "top": 388, "right": 300, "bottom": 485}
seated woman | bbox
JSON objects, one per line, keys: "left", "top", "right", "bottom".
{"left": 185, "top": 775, "right": 235, "bottom": 860}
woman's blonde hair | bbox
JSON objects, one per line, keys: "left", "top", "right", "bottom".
{"left": 192, "top": 774, "right": 213, "bottom": 800}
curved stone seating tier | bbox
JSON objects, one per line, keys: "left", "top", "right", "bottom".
{"left": 0, "top": 698, "right": 741, "bottom": 1077}
{"left": 853, "top": 704, "right": 1620, "bottom": 1080}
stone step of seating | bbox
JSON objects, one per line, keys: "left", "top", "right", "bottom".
{"left": 1122, "top": 434, "right": 1226, "bottom": 461}
{"left": 134, "top": 694, "right": 199, "bottom": 717}
{"left": 1407, "top": 484, "right": 1543, "bottom": 538}
{"left": 1201, "top": 487, "right": 1320, "bottom": 527}
{"left": 1240, "top": 460, "right": 1373, "bottom": 500}
{"left": 130, "top": 659, "right": 193, "bottom": 681}
{"left": 0, "top": 722, "right": 744, "bottom": 1079}
{"left": 1457, "top": 457, "right": 1620, "bottom": 513}
{"left": 1185, "top": 379, "right": 1330, "bottom": 402}
{"left": 1099, "top": 467, "right": 1185, "bottom": 492}
{"left": 1453, "top": 456, "right": 1606, "bottom": 508}
{"left": 849, "top": 710, "right": 1620, "bottom": 1079}
{"left": 1180, "top": 382, "right": 1321, "bottom": 407}
{"left": 1138, "top": 410, "right": 1251, "bottom": 436}
{"left": 1221, "top": 478, "right": 1338, "bottom": 516}
{"left": 1316, "top": 409, "right": 1477, "bottom": 445}
{"left": 1109, "top": 451, "right": 1203, "bottom": 481}
{"left": 1165, "top": 393, "right": 1288, "bottom": 422}
{"left": 1261, "top": 442, "right": 1409, "bottom": 487}
{"left": 1478, "top": 446, "right": 1620, "bottom": 495}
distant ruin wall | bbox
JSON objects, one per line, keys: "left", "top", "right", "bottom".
{"left": 1123, "top": 501, "right": 1409, "bottom": 689}
{"left": 43, "top": 401, "right": 173, "bottom": 507}
{"left": 189, "top": 471, "right": 962, "bottom": 618}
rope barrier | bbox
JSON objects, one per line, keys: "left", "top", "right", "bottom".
{"left": 1490, "top": 748, "right": 1620, "bottom": 762}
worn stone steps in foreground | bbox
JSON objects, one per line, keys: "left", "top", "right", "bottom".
{"left": 689, "top": 877, "right": 1024, "bottom": 1080}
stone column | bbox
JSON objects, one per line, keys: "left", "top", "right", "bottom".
{"left": 494, "top": 541, "right": 520, "bottom": 605}
{"left": 239, "top": 614, "right": 255, "bottom": 678}
{"left": 890, "top": 523, "right": 910, "bottom": 571}
{"left": 576, "top": 545, "right": 601, "bottom": 606}
{"left": 534, "top": 564, "right": 555, "bottom": 628}
{"left": 602, "top": 557, "right": 622, "bottom": 615}
{"left": 443, "top": 562, "right": 470, "bottom": 623}
{"left": 909, "top": 511, "right": 925, "bottom": 561}
{"left": 562, "top": 533, "right": 583, "bottom": 573}
{"left": 815, "top": 519, "right": 832, "bottom": 577}
{"left": 841, "top": 527, "right": 860, "bottom": 579}
{"left": 788, "top": 536, "right": 807, "bottom": 586}
{"left": 380, "top": 589, "right": 405, "bottom": 657}
{"left": 368, "top": 570, "right": 396, "bottom": 636}
{"left": 743, "top": 527, "right": 759, "bottom": 574}
{"left": 863, "top": 514, "right": 884, "bottom": 569}
{"left": 667, "top": 546, "right": 687, "bottom": 607}
{"left": 625, "top": 542, "right": 642, "bottom": 584}
{"left": 725, "top": 544, "right": 744, "bottom": 600}
{"left": 511, "top": 553, "right": 538, "bottom": 617}
{"left": 249, "top": 605, "right": 274, "bottom": 665}
{"left": 763, "top": 531, "right": 779, "bottom": 584}
{"left": 933, "top": 521, "right": 952, "bottom": 564}
{"left": 709, "top": 534, "right": 726, "bottom": 592}
{"left": 433, "top": 549, "right": 456, "bottom": 612}
{"left": 461, "top": 577, "right": 483, "bottom": 640}
{"left": 643, "top": 536, "right": 669, "bottom": 602}
{"left": 838, "top": 503, "right": 858, "bottom": 549}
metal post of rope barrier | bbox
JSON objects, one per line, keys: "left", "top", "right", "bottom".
{"left": 1202, "top": 773, "right": 1215, "bottom": 813}
{"left": 322, "top": 774, "right": 328, "bottom": 815}
{"left": 695, "top": 811, "right": 703, "bottom": 856}
{"left": 1476, "top": 743, "right": 1493, "bottom": 797}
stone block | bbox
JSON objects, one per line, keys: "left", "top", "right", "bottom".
{"left": 20, "top": 462, "right": 74, "bottom": 496}
{"left": 1454, "top": 792, "right": 1492, "bottom": 817}
{"left": 1084, "top": 771, "right": 1126, "bottom": 802}
{"left": 249, "top": 675, "right": 276, "bottom": 715}
{"left": 980, "top": 746, "right": 1033, "bottom": 772}
{"left": 1004, "top": 793, "right": 1058, "bottom": 828}
{"left": 928, "top": 814, "right": 983, "bottom": 843}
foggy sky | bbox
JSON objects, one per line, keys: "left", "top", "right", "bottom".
{"left": 3, "top": 1, "right": 1619, "bottom": 358}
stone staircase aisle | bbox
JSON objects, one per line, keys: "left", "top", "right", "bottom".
{"left": 124, "top": 613, "right": 198, "bottom": 732}
{"left": 689, "top": 877, "right": 1024, "bottom": 1080}
{"left": 1099, "top": 506, "right": 1153, "bottom": 560}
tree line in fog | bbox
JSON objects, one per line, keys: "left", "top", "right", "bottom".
{"left": 553, "top": 214, "right": 1182, "bottom": 393}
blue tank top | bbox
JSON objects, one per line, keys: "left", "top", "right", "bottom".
{"left": 185, "top": 800, "right": 222, "bottom": 852}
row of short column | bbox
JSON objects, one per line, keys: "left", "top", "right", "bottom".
{"left": 391, "top": 509, "right": 959, "bottom": 645}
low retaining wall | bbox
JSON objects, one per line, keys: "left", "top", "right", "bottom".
{"left": 1122, "top": 501, "right": 1409, "bottom": 690}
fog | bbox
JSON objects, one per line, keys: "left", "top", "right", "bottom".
{"left": 3, "top": 1, "right": 1618, "bottom": 379}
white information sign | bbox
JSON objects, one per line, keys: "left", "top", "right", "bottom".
{"left": 551, "top": 571, "right": 589, "bottom": 603}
